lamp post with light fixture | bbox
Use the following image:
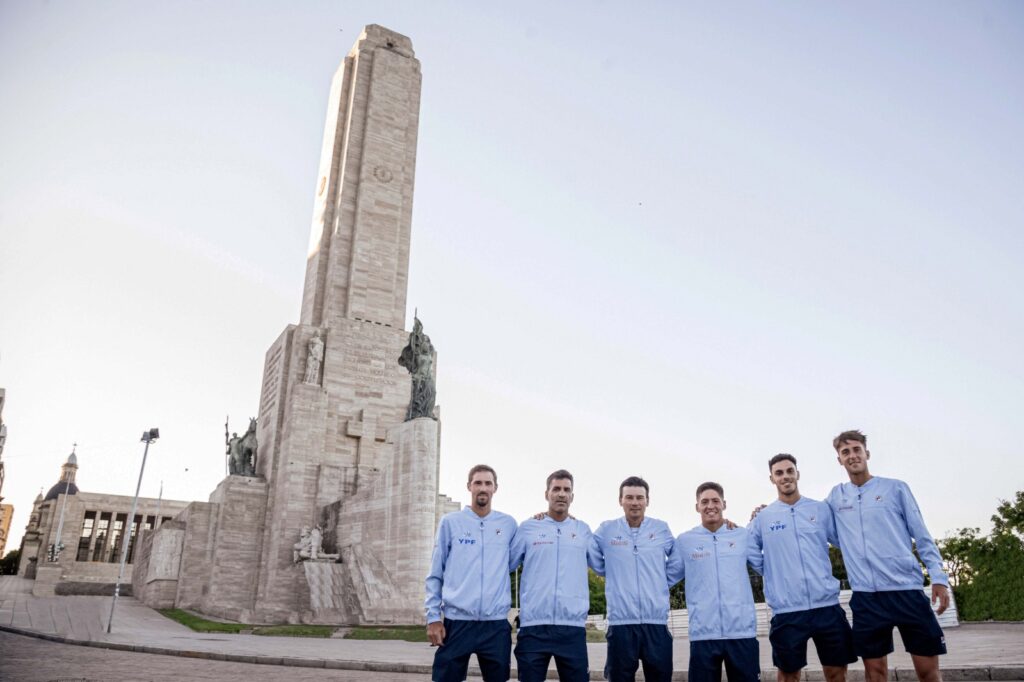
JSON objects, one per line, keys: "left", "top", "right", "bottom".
{"left": 106, "top": 428, "right": 159, "bottom": 633}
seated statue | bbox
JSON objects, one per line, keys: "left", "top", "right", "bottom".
{"left": 293, "top": 525, "right": 340, "bottom": 563}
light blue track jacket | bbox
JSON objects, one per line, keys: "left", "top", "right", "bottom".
{"left": 509, "top": 515, "right": 594, "bottom": 628}
{"left": 747, "top": 497, "right": 841, "bottom": 615}
{"left": 425, "top": 507, "right": 518, "bottom": 623}
{"left": 674, "top": 525, "right": 757, "bottom": 641}
{"left": 826, "top": 476, "right": 948, "bottom": 592}
{"left": 589, "top": 516, "right": 681, "bottom": 626}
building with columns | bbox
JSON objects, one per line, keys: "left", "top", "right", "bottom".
{"left": 17, "top": 449, "right": 188, "bottom": 596}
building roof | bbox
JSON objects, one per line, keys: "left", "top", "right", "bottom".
{"left": 43, "top": 480, "right": 78, "bottom": 501}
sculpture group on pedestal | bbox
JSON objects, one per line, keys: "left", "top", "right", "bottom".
{"left": 224, "top": 417, "right": 258, "bottom": 477}
{"left": 293, "top": 525, "right": 340, "bottom": 563}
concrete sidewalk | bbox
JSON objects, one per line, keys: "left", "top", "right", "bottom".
{"left": 2, "top": 577, "right": 1022, "bottom": 680}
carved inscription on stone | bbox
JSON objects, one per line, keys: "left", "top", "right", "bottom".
{"left": 339, "top": 339, "right": 398, "bottom": 387}
{"left": 259, "top": 345, "right": 283, "bottom": 422}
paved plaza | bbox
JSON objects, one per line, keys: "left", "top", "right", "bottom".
{"left": 2, "top": 577, "right": 1023, "bottom": 681}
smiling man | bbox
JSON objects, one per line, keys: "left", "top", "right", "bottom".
{"left": 425, "top": 464, "right": 518, "bottom": 682}
{"left": 590, "top": 476, "right": 680, "bottom": 682}
{"left": 827, "top": 430, "right": 949, "bottom": 682}
{"left": 509, "top": 469, "right": 594, "bottom": 681}
{"left": 674, "top": 482, "right": 759, "bottom": 682}
{"left": 748, "top": 454, "right": 857, "bottom": 682}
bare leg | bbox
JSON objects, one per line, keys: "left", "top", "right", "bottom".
{"left": 822, "top": 665, "right": 847, "bottom": 682}
{"left": 911, "top": 654, "right": 942, "bottom": 682}
{"left": 778, "top": 670, "right": 801, "bottom": 682}
{"left": 863, "top": 656, "right": 889, "bottom": 682}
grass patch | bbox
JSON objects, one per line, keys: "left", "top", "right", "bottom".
{"left": 344, "top": 625, "right": 429, "bottom": 642}
{"left": 254, "top": 624, "right": 335, "bottom": 638}
{"left": 159, "top": 609, "right": 245, "bottom": 633}
{"left": 585, "top": 627, "right": 606, "bottom": 642}
{"left": 158, "top": 609, "right": 335, "bottom": 637}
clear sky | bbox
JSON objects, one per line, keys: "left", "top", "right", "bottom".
{"left": 1, "top": 2, "right": 1022, "bottom": 554}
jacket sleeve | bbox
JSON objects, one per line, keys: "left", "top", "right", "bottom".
{"left": 824, "top": 503, "right": 841, "bottom": 548}
{"left": 664, "top": 526, "right": 684, "bottom": 585}
{"left": 668, "top": 535, "right": 686, "bottom": 585}
{"left": 425, "top": 516, "right": 451, "bottom": 623}
{"left": 746, "top": 519, "right": 764, "bottom": 576}
{"left": 588, "top": 525, "right": 606, "bottom": 576}
{"left": 897, "top": 482, "right": 949, "bottom": 586}
{"left": 509, "top": 520, "right": 526, "bottom": 572}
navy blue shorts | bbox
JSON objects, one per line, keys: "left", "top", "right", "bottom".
{"left": 432, "top": 618, "right": 512, "bottom": 682}
{"left": 689, "top": 638, "right": 760, "bottom": 682}
{"left": 514, "top": 624, "right": 589, "bottom": 682}
{"left": 605, "top": 624, "right": 673, "bottom": 682}
{"left": 849, "top": 590, "right": 946, "bottom": 659}
{"left": 769, "top": 604, "right": 857, "bottom": 672}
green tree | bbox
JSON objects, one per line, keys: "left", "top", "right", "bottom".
{"left": 938, "top": 527, "right": 982, "bottom": 589}
{"left": 588, "top": 569, "right": 606, "bottom": 615}
{"left": 669, "top": 580, "right": 686, "bottom": 610}
{"left": 828, "top": 546, "right": 848, "bottom": 589}
{"left": 0, "top": 549, "right": 19, "bottom": 575}
{"left": 940, "top": 491, "right": 1024, "bottom": 621}
{"left": 992, "top": 491, "right": 1024, "bottom": 538}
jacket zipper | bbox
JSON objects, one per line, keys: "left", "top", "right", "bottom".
{"left": 856, "top": 488, "right": 876, "bottom": 590}
{"left": 792, "top": 506, "right": 811, "bottom": 609}
{"left": 479, "top": 519, "right": 485, "bottom": 618}
{"left": 713, "top": 534, "right": 724, "bottom": 637}
{"left": 554, "top": 525, "right": 561, "bottom": 624}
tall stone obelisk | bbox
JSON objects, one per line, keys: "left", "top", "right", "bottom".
{"left": 250, "top": 25, "right": 439, "bottom": 623}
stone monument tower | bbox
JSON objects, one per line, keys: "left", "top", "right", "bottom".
{"left": 250, "top": 23, "right": 439, "bottom": 624}
{"left": 131, "top": 25, "right": 455, "bottom": 625}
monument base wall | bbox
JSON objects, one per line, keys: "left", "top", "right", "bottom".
{"left": 313, "top": 417, "right": 439, "bottom": 624}
{"left": 198, "top": 476, "right": 268, "bottom": 621}
{"left": 132, "top": 522, "right": 186, "bottom": 609}
{"left": 173, "top": 502, "right": 215, "bottom": 611}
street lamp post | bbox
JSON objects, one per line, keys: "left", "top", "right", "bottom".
{"left": 106, "top": 428, "right": 159, "bottom": 634}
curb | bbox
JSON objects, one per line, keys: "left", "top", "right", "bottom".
{"left": 2, "top": 624, "right": 1023, "bottom": 681}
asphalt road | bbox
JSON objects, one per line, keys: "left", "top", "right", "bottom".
{"left": 0, "top": 630, "right": 438, "bottom": 682}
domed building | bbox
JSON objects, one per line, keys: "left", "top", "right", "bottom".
{"left": 18, "top": 448, "right": 189, "bottom": 596}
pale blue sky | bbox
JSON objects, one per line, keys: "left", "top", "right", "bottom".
{"left": 1, "top": 2, "right": 1021, "bottom": 552}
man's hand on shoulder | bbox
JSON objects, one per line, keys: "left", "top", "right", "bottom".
{"left": 749, "top": 504, "right": 767, "bottom": 522}
{"left": 932, "top": 583, "right": 950, "bottom": 615}
{"left": 427, "top": 620, "right": 446, "bottom": 646}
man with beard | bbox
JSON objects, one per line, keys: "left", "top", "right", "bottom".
{"left": 748, "top": 454, "right": 857, "bottom": 682}
{"left": 590, "top": 476, "right": 680, "bottom": 682}
{"left": 827, "top": 431, "right": 949, "bottom": 682}
{"left": 675, "top": 482, "right": 759, "bottom": 682}
{"left": 509, "top": 469, "right": 594, "bottom": 681}
{"left": 426, "top": 464, "right": 518, "bottom": 682}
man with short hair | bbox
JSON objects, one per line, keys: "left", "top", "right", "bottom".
{"left": 509, "top": 469, "right": 593, "bottom": 681}
{"left": 748, "top": 454, "right": 857, "bottom": 682}
{"left": 827, "top": 430, "right": 949, "bottom": 682}
{"left": 675, "top": 482, "right": 760, "bottom": 682}
{"left": 426, "top": 464, "right": 518, "bottom": 682}
{"left": 590, "top": 475, "right": 680, "bottom": 682}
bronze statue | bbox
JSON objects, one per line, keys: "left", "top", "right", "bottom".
{"left": 398, "top": 315, "right": 436, "bottom": 421}
{"left": 225, "top": 417, "right": 258, "bottom": 476}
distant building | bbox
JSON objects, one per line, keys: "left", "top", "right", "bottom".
{"left": 0, "top": 503, "right": 13, "bottom": 557}
{"left": 18, "top": 448, "right": 189, "bottom": 596}
{"left": 0, "top": 387, "right": 7, "bottom": 501}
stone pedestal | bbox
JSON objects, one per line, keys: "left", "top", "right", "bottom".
{"left": 199, "top": 475, "right": 268, "bottom": 621}
{"left": 132, "top": 522, "right": 185, "bottom": 609}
